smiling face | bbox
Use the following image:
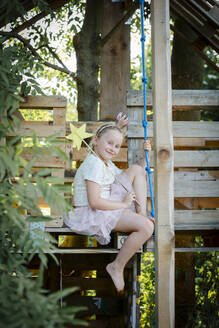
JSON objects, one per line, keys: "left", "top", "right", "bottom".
{"left": 93, "top": 129, "right": 123, "bottom": 162}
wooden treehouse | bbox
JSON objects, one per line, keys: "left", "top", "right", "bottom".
{"left": 6, "top": 0, "right": 219, "bottom": 327}
{"left": 8, "top": 86, "right": 219, "bottom": 327}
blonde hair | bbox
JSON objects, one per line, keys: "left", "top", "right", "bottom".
{"left": 95, "top": 124, "right": 123, "bottom": 137}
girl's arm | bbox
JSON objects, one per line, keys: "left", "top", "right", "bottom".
{"left": 86, "top": 180, "right": 135, "bottom": 211}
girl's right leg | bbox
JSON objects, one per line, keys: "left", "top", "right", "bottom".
{"left": 106, "top": 210, "right": 154, "bottom": 292}
{"left": 124, "top": 164, "right": 148, "bottom": 216}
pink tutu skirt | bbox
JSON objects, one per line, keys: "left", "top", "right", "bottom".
{"left": 63, "top": 172, "right": 136, "bottom": 245}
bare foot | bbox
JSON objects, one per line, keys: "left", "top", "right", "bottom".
{"left": 106, "top": 262, "right": 124, "bottom": 292}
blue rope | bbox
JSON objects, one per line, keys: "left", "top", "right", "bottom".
{"left": 139, "top": 2, "right": 157, "bottom": 327}
{"left": 139, "top": 0, "right": 155, "bottom": 219}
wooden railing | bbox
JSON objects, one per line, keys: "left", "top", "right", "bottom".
{"left": 127, "top": 89, "right": 219, "bottom": 232}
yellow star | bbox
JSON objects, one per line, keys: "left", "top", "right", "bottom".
{"left": 66, "top": 123, "right": 94, "bottom": 150}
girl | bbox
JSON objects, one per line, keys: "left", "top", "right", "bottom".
{"left": 64, "top": 114, "right": 154, "bottom": 292}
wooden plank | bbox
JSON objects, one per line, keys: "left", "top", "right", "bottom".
{"left": 151, "top": 0, "right": 175, "bottom": 327}
{"left": 19, "top": 95, "right": 67, "bottom": 109}
{"left": 188, "top": 0, "right": 219, "bottom": 27}
{"left": 127, "top": 89, "right": 219, "bottom": 109}
{"left": 170, "top": 1, "right": 219, "bottom": 52}
{"left": 174, "top": 210, "right": 219, "bottom": 230}
{"left": 53, "top": 107, "right": 66, "bottom": 125}
{"left": 44, "top": 209, "right": 219, "bottom": 237}
{"left": 175, "top": 197, "right": 219, "bottom": 210}
{"left": 173, "top": 137, "right": 206, "bottom": 147}
{"left": 8, "top": 123, "right": 65, "bottom": 137}
{"left": 146, "top": 171, "right": 219, "bottom": 197}
{"left": 128, "top": 136, "right": 211, "bottom": 148}
{"left": 174, "top": 170, "right": 219, "bottom": 181}
{"left": 129, "top": 149, "right": 219, "bottom": 168}
{"left": 66, "top": 121, "right": 127, "bottom": 136}
{"left": 175, "top": 247, "right": 219, "bottom": 252}
{"left": 66, "top": 121, "right": 106, "bottom": 135}
{"left": 128, "top": 121, "right": 219, "bottom": 138}
{"left": 39, "top": 248, "right": 120, "bottom": 254}
{"left": 174, "top": 180, "right": 219, "bottom": 197}
{"left": 21, "top": 151, "right": 65, "bottom": 168}
{"left": 66, "top": 121, "right": 128, "bottom": 146}
{"left": 72, "top": 147, "right": 127, "bottom": 162}
{"left": 174, "top": 150, "right": 219, "bottom": 167}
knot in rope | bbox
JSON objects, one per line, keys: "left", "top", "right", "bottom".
{"left": 142, "top": 120, "right": 148, "bottom": 128}
{"left": 142, "top": 76, "right": 147, "bottom": 84}
{"left": 145, "top": 167, "right": 152, "bottom": 174}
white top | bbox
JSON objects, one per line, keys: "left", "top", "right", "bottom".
{"left": 74, "top": 153, "right": 122, "bottom": 206}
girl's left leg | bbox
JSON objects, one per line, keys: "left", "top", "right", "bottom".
{"left": 107, "top": 209, "right": 154, "bottom": 292}
{"left": 124, "top": 164, "right": 147, "bottom": 215}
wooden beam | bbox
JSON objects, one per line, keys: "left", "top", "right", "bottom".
{"left": 129, "top": 149, "right": 219, "bottom": 168}
{"left": 128, "top": 121, "right": 219, "bottom": 138}
{"left": 175, "top": 197, "right": 219, "bottom": 210}
{"left": 175, "top": 247, "right": 219, "bottom": 252}
{"left": 174, "top": 150, "right": 219, "bottom": 167}
{"left": 44, "top": 208, "right": 219, "bottom": 234}
{"left": 8, "top": 123, "right": 65, "bottom": 137}
{"left": 174, "top": 180, "right": 219, "bottom": 197}
{"left": 174, "top": 210, "right": 219, "bottom": 230}
{"left": 19, "top": 96, "right": 67, "bottom": 109}
{"left": 146, "top": 171, "right": 219, "bottom": 197}
{"left": 151, "top": 0, "right": 175, "bottom": 327}
{"left": 127, "top": 89, "right": 219, "bottom": 109}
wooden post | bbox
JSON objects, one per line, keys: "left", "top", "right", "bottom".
{"left": 151, "top": 1, "right": 175, "bottom": 327}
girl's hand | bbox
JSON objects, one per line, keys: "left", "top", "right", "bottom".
{"left": 143, "top": 140, "right": 151, "bottom": 159}
{"left": 116, "top": 112, "right": 129, "bottom": 129}
{"left": 123, "top": 192, "right": 136, "bottom": 208}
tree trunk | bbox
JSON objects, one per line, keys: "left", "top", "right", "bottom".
{"left": 73, "top": 0, "right": 103, "bottom": 121}
{"left": 100, "top": 0, "right": 130, "bottom": 120}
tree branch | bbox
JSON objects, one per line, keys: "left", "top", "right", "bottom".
{"left": 0, "top": 30, "right": 77, "bottom": 79}
{"left": 101, "top": 0, "right": 139, "bottom": 47}
{"left": 11, "top": 12, "right": 47, "bottom": 34}
{"left": 45, "top": 44, "right": 69, "bottom": 71}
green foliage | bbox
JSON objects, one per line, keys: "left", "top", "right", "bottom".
{"left": 139, "top": 253, "right": 155, "bottom": 327}
{"left": 202, "top": 48, "right": 218, "bottom": 90}
{"left": 130, "top": 13, "right": 152, "bottom": 91}
{"left": 185, "top": 237, "right": 219, "bottom": 328}
{"left": 201, "top": 47, "right": 219, "bottom": 121}
{"left": 1, "top": 0, "right": 85, "bottom": 104}
{"left": 0, "top": 5, "right": 87, "bottom": 326}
